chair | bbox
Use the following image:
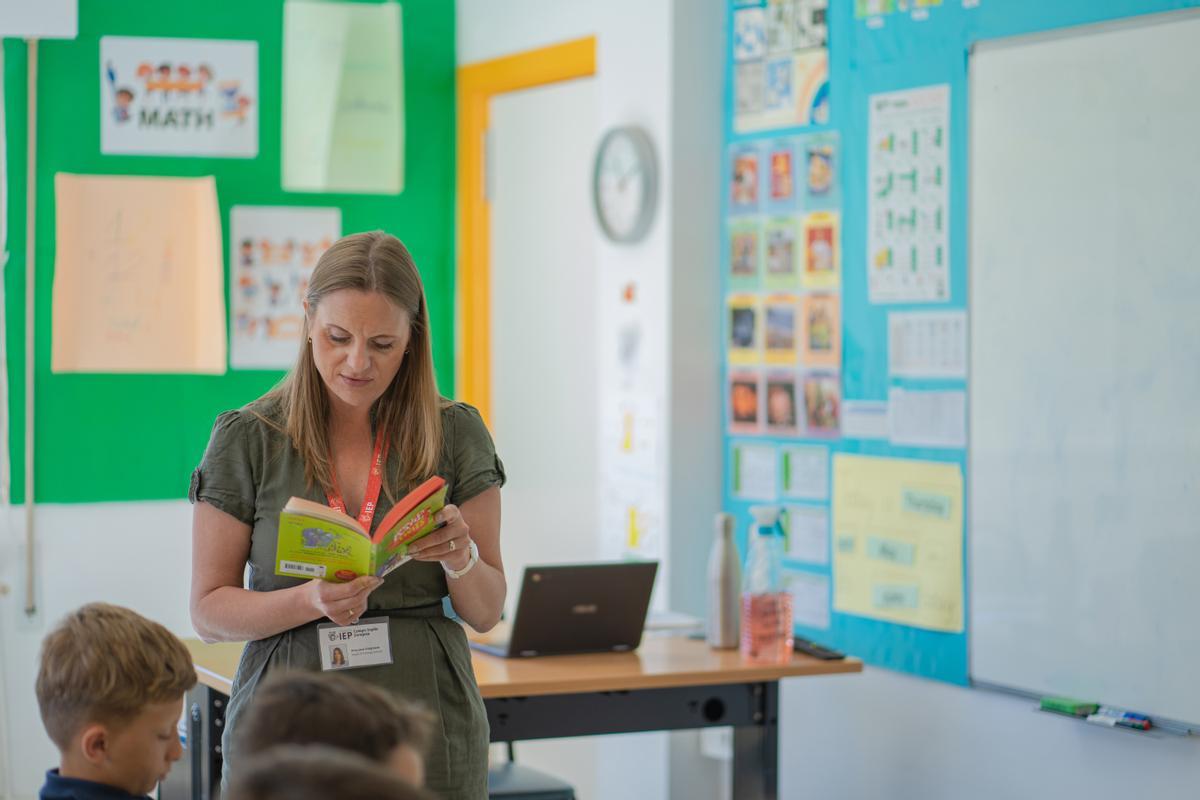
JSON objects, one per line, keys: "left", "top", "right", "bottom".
{"left": 487, "top": 743, "right": 576, "bottom": 800}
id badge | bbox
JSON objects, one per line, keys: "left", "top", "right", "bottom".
{"left": 317, "top": 617, "right": 394, "bottom": 671}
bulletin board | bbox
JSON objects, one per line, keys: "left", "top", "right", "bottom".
{"left": 2, "top": 0, "right": 455, "bottom": 504}
{"left": 721, "top": 0, "right": 1200, "bottom": 686}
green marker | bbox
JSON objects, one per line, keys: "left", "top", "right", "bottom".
{"left": 1040, "top": 697, "right": 1099, "bottom": 717}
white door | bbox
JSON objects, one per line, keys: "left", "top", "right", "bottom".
{"left": 489, "top": 76, "right": 600, "bottom": 613}
{"left": 487, "top": 75, "right": 604, "bottom": 798}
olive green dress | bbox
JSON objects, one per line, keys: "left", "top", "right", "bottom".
{"left": 189, "top": 396, "right": 505, "bottom": 800}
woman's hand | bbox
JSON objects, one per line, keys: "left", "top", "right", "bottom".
{"left": 305, "top": 574, "right": 383, "bottom": 626}
{"left": 408, "top": 504, "right": 473, "bottom": 571}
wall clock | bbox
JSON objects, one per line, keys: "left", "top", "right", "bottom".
{"left": 592, "top": 125, "right": 658, "bottom": 244}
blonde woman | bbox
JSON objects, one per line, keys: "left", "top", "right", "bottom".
{"left": 190, "top": 232, "right": 505, "bottom": 799}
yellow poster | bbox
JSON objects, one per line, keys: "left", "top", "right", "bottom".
{"left": 52, "top": 174, "right": 226, "bottom": 373}
{"left": 832, "top": 454, "right": 963, "bottom": 632}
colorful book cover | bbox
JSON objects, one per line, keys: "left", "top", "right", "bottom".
{"left": 801, "top": 293, "right": 841, "bottom": 368}
{"left": 729, "top": 219, "right": 762, "bottom": 291}
{"left": 764, "top": 293, "right": 800, "bottom": 365}
{"left": 728, "top": 293, "right": 762, "bottom": 365}
{"left": 801, "top": 210, "right": 840, "bottom": 290}
{"left": 763, "top": 217, "right": 800, "bottom": 291}
{"left": 275, "top": 476, "right": 448, "bottom": 582}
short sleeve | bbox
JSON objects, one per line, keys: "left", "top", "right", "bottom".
{"left": 189, "top": 410, "right": 257, "bottom": 526}
{"left": 447, "top": 402, "right": 506, "bottom": 506}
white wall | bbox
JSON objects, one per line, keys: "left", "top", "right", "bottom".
{"left": 0, "top": 502, "right": 194, "bottom": 799}
{"left": 458, "top": 1, "right": 722, "bottom": 798}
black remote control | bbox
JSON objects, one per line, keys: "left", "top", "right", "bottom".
{"left": 794, "top": 637, "right": 845, "bottom": 660}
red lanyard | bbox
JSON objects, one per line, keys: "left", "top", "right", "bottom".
{"left": 326, "top": 427, "right": 388, "bottom": 531}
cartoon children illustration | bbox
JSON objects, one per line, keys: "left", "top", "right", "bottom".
{"left": 154, "top": 63, "right": 172, "bottom": 99}
{"left": 240, "top": 239, "right": 255, "bottom": 267}
{"left": 219, "top": 81, "right": 252, "bottom": 123}
{"left": 104, "top": 60, "right": 136, "bottom": 123}
{"left": 113, "top": 88, "right": 135, "bottom": 123}
{"left": 807, "top": 144, "right": 834, "bottom": 194}
{"left": 197, "top": 64, "right": 213, "bottom": 94}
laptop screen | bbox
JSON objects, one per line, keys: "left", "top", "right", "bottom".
{"left": 480, "top": 561, "right": 659, "bottom": 657}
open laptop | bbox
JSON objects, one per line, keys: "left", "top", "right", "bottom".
{"left": 469, "top": 561, "right": 658, "bottom": 658}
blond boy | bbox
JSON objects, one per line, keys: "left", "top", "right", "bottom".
{"left": 36, "top": 603, "right": 196, "bottom": 800}
{"left": 235, "top": 670, "right": 433, "bottom": 787}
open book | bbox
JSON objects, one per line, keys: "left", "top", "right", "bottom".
{"left": 275, "top": 476, "right": 448, "bottom": 582}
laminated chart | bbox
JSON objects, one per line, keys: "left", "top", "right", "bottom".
{"left": 832, "top": 454, "right": 963, "bottom": 632}
{"left": 867, "top": 84, "right": 950, "bottom": 303}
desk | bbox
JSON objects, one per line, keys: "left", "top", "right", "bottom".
{"left": 164, "top": 636, "right": 860, "bottom": 800}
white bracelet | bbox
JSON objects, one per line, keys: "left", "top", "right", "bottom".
{"left": 443, "top": 539, "right": 479, "bottom": 579}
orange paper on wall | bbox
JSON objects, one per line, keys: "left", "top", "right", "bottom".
{"left": 52, "top": 174, "right": 227, "bottom": 373}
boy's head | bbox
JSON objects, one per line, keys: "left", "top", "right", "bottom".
{"left": 36, "top": 603, "right": 196, "bottom": 796}
{"left": 237, "top": 671, "right": 433, "bottom": 787}
{"left": 228, "top": 746, "right": 434, "bottom": 800}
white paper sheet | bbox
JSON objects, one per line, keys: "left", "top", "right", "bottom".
{"left": 781, "top": 444, "right": 829, "bottom": 500}
{"left": 867, "top": 84, "right": 950, "bottom": 303}
{"left": 785, "top": 504, "right": 829, "bottom": 565}
{"left": 841, "top": 399, "right": 890, "bottom": 440}
{"left": 888, "top": 387, "right": 966, "bottom": 448}
{"left": 889, "top": 310, "right": 967, "bottom": 378}
{"left": 733, "top": 442, "right": 779, "bottom": 501}
{"left": 283, "top": 0, "right": 405, "bottom": 194}
{"left": 788, "top": 570, "right": 831, "bottom": 630}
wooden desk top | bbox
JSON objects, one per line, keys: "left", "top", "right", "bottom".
{"left": 185, "top": 635, "right": 860, "bottom": 699}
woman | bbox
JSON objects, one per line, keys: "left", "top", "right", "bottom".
{"left": 190, "top": 232, "right": 505, "bottom": 799}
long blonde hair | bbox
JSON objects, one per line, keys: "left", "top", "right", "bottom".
{"left": 264, "top": 231, "right": 443, "bottom": 500}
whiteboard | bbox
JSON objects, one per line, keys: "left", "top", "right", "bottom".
{"left": 969, "top": 10, "right": 1200, "bottom": 725}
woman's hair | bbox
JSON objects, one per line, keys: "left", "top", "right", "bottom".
{"left": 264, "top": 231, "right": 443, "bottom": 499}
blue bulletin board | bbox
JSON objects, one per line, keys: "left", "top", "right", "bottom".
{"left": 720, "top": 0, "right": 1200, "bottom": 685}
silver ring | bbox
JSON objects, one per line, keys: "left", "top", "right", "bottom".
{"left": 449, "top": 540, "right": 456, "bottom": 551}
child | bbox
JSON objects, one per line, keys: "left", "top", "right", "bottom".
{"left": 235, "top": 670, "right": 433, "bottom": 787}
{"left": 36, "top": 603, "right": 196, "bottom": 800}
{"left": 228, "top": 745, "right": 433, "bottom": 800}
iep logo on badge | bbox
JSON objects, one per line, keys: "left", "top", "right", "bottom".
{"left": 316, "top": 618, "right": 394, "bottom": 672}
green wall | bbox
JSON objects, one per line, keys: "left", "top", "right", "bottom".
{"left": 2, "top": 0, "right": 456, "bottom": 504}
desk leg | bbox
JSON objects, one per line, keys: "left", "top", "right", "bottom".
{"left": 158, "top": 684, "right": 225, "bottom": 800}
{"left": 732, "top": 681, "right": 778, "bottom": 800}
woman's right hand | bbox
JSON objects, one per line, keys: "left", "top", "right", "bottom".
{"left": 305, "top": 575, "right": 383, "bottom": 626}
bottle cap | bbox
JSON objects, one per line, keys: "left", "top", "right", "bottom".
{"left": 748, "top": 505, "right": 781, "bottom": 528}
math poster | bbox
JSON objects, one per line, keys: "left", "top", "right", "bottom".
{"left": 832, "top": 454, "right": 963, "bottom": 632}
{"left": 100, "top": 36, "right": 258, "bottom": 157}
{"left": 230, "top": 206, "right": 340, "bottom": 370}
{"left": 867, "top": 84, "right": 950, "bottom": 303}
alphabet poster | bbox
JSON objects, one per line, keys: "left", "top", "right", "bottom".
{"left": 100, "top": 36, "right": 258, "bottom": 157}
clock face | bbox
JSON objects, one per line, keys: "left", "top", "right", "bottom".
{"left": 594, "top": 127, "right": 657, "bottom": 243}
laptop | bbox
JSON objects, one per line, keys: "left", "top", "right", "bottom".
{"left": 469, "top": 561, "right": 658, "bottom": 658}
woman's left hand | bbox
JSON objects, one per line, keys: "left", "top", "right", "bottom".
{"left": 408, "top": 504, "right": 473, "bottom": 571}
